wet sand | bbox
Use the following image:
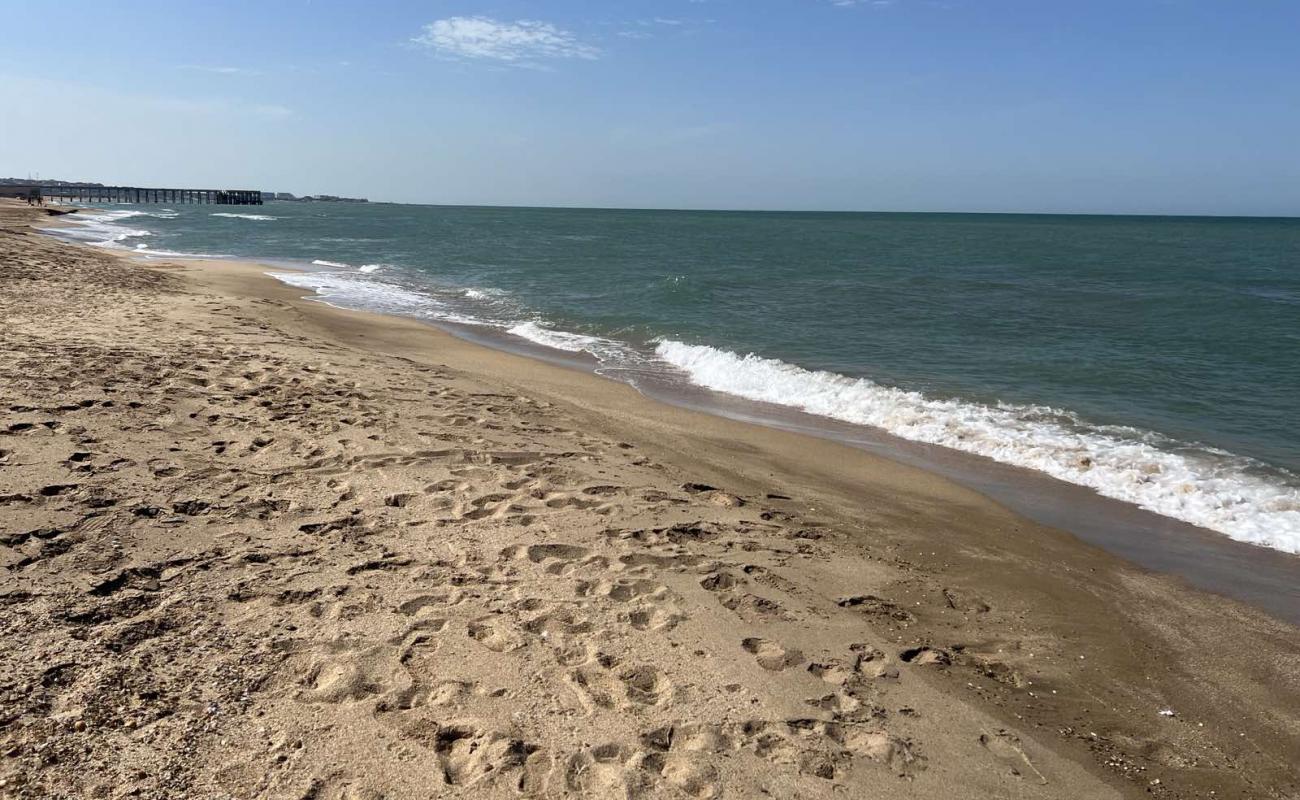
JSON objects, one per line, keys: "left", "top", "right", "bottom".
{"left": 1, "top": 199, "right": 1297, "bottom": 799}
{"left": 419, "top": 321, "right": 1300, "bottom": 626}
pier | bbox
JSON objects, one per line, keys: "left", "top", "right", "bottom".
{"left": 1, "top": 184, "right": 263, "bottom": 205}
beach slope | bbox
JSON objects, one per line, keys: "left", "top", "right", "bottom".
{"left": 1, "top": 200, "right": 1296, "bottom": 799}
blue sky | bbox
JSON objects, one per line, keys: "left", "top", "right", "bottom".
{"left": 2, "top": 0, "right": 1297, "bottom": 214}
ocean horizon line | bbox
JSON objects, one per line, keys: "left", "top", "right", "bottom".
{"left": 270, "top": 198, "right": 1300, "bottom": 221}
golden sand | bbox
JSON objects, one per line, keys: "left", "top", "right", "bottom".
{"left": 1, "top": 200, "right": 1296, "bottom": 798}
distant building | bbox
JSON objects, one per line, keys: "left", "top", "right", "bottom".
{"left": 269, "top": 193, "right": 369, "bottom": 203}
{"left": 218, "top": 189, "right": 369, "bottom": 203}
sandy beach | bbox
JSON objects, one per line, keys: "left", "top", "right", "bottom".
{"left": 1, "top": 199, "right": 1297, "bottom": 799}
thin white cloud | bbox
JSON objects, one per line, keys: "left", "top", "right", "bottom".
{"left": 248, "top": 104, "right": 293, "bottom": 119}
{"left": 180, "top": 65, "right": 262, "bottom": 76}
{"left": 619, "top": 16, "right": 706, "bottom": 39}
{"left": 413, "top": 17, "right": 600, "bottom": 65}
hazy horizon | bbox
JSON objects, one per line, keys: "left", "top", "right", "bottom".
{"left": 3, "top": 1, "right": 1298, "bottom": 216}
{"left": 11, "top": 187, "right": 1300, "bottom": 220}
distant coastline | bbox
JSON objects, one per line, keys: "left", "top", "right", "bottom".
{"left": 266, "top": 192, "right": 369, "bottom": 204}
{"left": 0, "top": 178, "right": 369, "bottom": 205}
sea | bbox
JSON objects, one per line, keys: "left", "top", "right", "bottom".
{"left": 48, "top": 202, "right": 1300, "bottom": 556}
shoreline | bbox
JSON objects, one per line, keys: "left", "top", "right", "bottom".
{"left": 33, "top": 206, "right": 1300, "bottom": 621}
{"left": 415, "top": 311, "right": 1300, "bottom": 625}
{"left": 4, "top": 200, "right": 1297, "bottom": 797}
{"left": 239, "top": 256, "right": 1300, "bottom": 626}
{"left": 40, "top": 204, "right": 1300, "bottom": 560}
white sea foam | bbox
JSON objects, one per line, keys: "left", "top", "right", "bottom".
{"left": 463, "top": 287, "right": 515, "bottom": 307}
{"left": 120, "top": 209, "right": 179, "bottom": 219}
{"left": 358, "top": 264, "right": 384, "bottom": 273}
{"left": 655, "top": 341, "right": 1300, "bottom": 553}
{"left": 269, "top": 271, "right": 448, "bottom": 317}
{"left": 45, "top": 210, "right": 153, "bottom": 248}
{"left": 211, "top": 212, "right": 277, "bottom": 221}
{"left": 255, "top": 265, "right": 1300, "bottom": 554}
{"left": 45, "top": 210, "right": 234, "bottom": 257}
{"left": 272, "top": 267, "right": 643, "bottom": 365}
{"left": 507, "top": 322, "right": 606, "bottom": 353}
{"left": 130, "top": 243, "right": 229, "bottom": 258}
{"left": 504, "top": 322, "right": 663, "bottom": 375}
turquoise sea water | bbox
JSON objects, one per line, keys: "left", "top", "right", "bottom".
{"left": 52, "top": 203, "right": 1300, "bottom": 552}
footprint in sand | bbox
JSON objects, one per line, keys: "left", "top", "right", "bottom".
{"left": 620, "top": 552, "right": 706, "bottom": 570}
{"left": 384, "top": 492, "right": 416, "bottom": 507}
{"left": 424, "top": 679, "right": 478, "bottom": 707}
{"left": 719, "top": 591, "right": 794, "bottom": 622}
{"left": 641, "top": 724, "right": 733, "bottom": 798}
{"left": 295, "top": 646, "right": 411, "bottom": 704}
{"left": 698, "top": 570, "right": 742, "bottom": 592}
{"left": 741, "top": 637, "right": 804, "bottom": 671}
{"left": 520, "top": 601, "right": 597, "bottom": 637}
{"left": 542, "top": 492, "right": 605, "bottom": 511}
{"left": 570, "top": 665, "right": 624, "bottom": 711}
{"left": 643, "top": 722, "right": 738, "bottom": 755}
{"left": 577, "top": 577, "right": 666, "bottom": 603}
{"left": 423, "top": 478, "right": 464, "bottom": 494}
{"left": 467, "top": 617, "right": 525, "bottom": 653}
{"left": 642, "top": 752, "right": 721, "bottom": 799}
{"left": 457, "top": 491, "right": 522, "bottom": 520}
{"left": 804, "top": 691, "right": 861, "bottom": 713}
{"left": 431, "top": 724, "right": 542, "bottom": 788}
{"left": 499, "top": 542, "right": 594, "bottom": 574}
{"left": 898, "top": 645, "right": 951, "bottom": 666}
{"left": 627, "top": 605, "right": 685, "bottom": 632}
{"left": 565, "top": 744, "right": 646, "bottom": 799}
{"left": 396, "top": 592, "right": 463, "bottom": 616}
{"left": 840, "top": 729, "right": 928, "bottom": 777}
{"left": 547, "top": 634, "right": 597, "bottom": 667}
{"left": 837, "top": 594, "right": 916, "bottom": 623}
{"left": 619, "top": 664, "right": 673, "bottom": 706}
{"left": 979, "top": 730, "right": 1047, "bottom": 784}
{"left": 525, "top": 543, "right": 590, "bottom": 563}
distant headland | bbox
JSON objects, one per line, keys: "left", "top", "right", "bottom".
{"left": 267, "top": 192, "right": 369, "bottom": 204}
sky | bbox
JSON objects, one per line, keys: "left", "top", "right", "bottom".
{"left": 1, "top": 0, "right": 1297, "bottom": 215}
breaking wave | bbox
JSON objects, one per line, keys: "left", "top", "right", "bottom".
{"left": 655, "top": 340, "right": 1300, "bottom": 553}
{"left": 211, "top": 212, "right": 277, "bottom": 221}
